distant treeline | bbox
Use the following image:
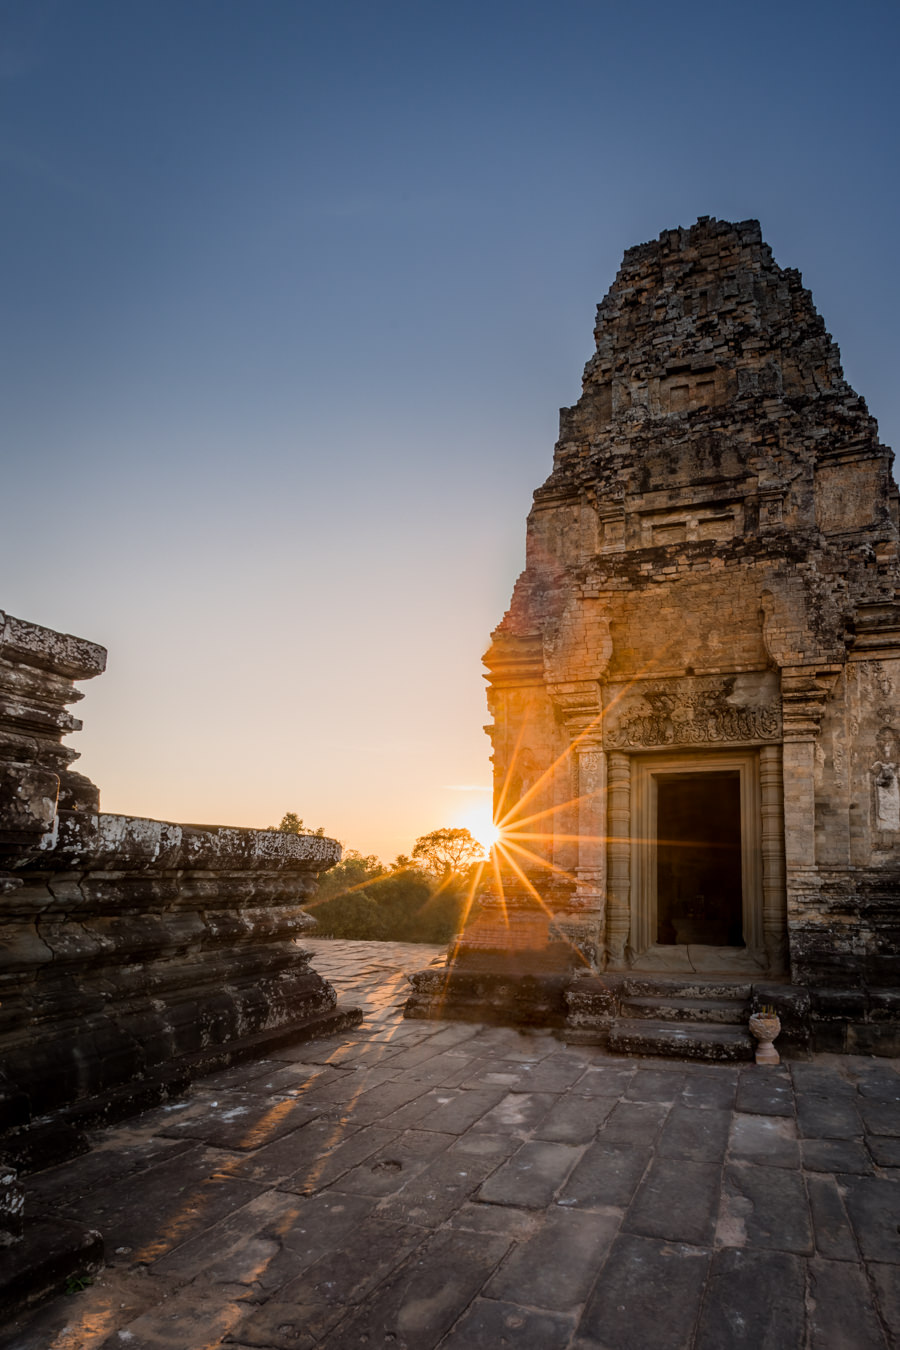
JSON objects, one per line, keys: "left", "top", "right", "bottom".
{"left": 305, "top": 854, "right": 467, "bottom": 943}
{"left": 297, "top": 827, "right": 485, "bottom": 944}
{"left": 269, "top": 817, "right": 484, "bottom": 943}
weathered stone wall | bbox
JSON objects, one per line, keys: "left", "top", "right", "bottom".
{"left": 0, "top": 612, "right": 356, "bottom": 1185}
{"left": 455, "top": 217, "right": 900, "bottom": 1045}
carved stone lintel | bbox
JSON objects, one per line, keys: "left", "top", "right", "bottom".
{"left": 604, "top": 673, "right": 782, "bottom": 752}
{"left": 606, "top": 703, "right": 780, "bottom": 749}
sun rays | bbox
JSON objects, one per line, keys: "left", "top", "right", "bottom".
{"left": 440, "top": 650, "right": 685, "bottom": 989}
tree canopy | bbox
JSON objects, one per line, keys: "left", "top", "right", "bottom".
{"left": 270, "top": 812, "right": 324, "bottom": 836}
{"left": 411, "top": 827, "right": 483, "bottom": 876}
{"left": 314, "top": 849, "right": 384, "bottom": 901}
{"left": 306, "top": 829, "right": 485, "bottom": 944}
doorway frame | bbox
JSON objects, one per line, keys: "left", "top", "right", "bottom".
{"left": 630, "top": 749, "right": 765, "bottom": 966}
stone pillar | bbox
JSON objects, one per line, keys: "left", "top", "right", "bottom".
{"left": 552, "top": 748, "right": 579, "bottom": 874}
{"left": 780, "top": 665, "right": 841, "bottom": 979}
{"left": 781, "top": 667, "right": 841, "bottom": 870}
{"left": 606, "top": 751, "right": 631, "bottom": 967}
{"left": 575, "top": 744, "right": 607, "bottom": 900}
{"left": 546, "top": 680, "right": 608, "bottom": 966}
{"left": 759, "top": 744, "right": 787, "bottom": 972}
{"left": 558, "top": 742, "right": 607, "bottom": 964}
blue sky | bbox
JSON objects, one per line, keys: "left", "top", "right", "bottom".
{"left": 2, "top": 0, "right": 898, "bottom": 858}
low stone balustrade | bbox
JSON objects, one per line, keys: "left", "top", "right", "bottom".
{"left": 0, "top": 609, "right": 358, "bottom": 1281}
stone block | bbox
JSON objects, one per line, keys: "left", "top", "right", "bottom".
{"left": 807, "top": 1258, "right": 888, "bottom": 1350}
{"left": 796, "top": 1091, "right": 863, "bottom": 1140}
{"left": 839, "top": 1174, "right": 900, "bottom": 1263}
{"left": 734, "top": 1068, "right": 795, "bottom": 1117}
{"left": 230, "top": 1216, "right": 423, "bottom": 1345}
{"left": 316, "top": 1228, "right": 512, "bottom": 1347}
{"left": 869, "top": 1264, "right": 900, "bottom": 1340}
{"left": 320, "top": 1128, "right": 454, "bottom": 1198}
{"left": 729, "top": 1112, "right": 800, "bottom": 1168}
{"left": 441, "top": 1299, "right": 576, "bottom": 1349}
{"left": 624, "top": 1157, "right": 720, "bottom": 1245}
{"left": 576, "top": 1233, "right": 709, "bottom": 1350}
{"left": 532, "top": 1093, "right": 616, "bottom": 1144}
{"left": 558, "top": 1139, "right": 651, "bottom": 1209}
{"left": 476, "top": 1140, "right": 581, "bottom": 1209}
{"left": 801, "top": 1139, "right": 873, "bottom": 1174}
{"left": 807, "top": 1174, "right": 858, "bottom": 1260}
{"left": 0, "top": 1216, "right": 102, "bottom": 1319}
{"left": 657, "top": 1105, "right": 731, "bottom": 1162}
{"left": 469, "top": 1091, "right": 560, "bottom": 1137}
{"left": 483, "top": 1205, "right": 619, "bottom": 1311}
{"left": 694, "top": 1248, "right": 806, "bottom": 1350}
{"left": 718, "top": 1163, "right": 812, "bottom": 1253}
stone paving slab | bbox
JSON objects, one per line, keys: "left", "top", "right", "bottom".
{"left": 2, "top": 937, "right": 899, "bottom": 1349}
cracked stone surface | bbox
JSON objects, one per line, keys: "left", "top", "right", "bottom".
{"left": 3, "top": 939, "right": 899, "bottom": 1349}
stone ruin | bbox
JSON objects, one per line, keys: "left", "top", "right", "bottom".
{"left": 0, "top": 611, "right": 356, "bottom": 1292}
{"left": 408, "top": 217, "right": 900, "bottom": 1059}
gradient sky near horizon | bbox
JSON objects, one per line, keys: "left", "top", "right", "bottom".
{"left": 2, "top": 0, "right": 899, "bottom": 862}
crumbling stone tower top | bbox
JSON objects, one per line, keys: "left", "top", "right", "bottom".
{"left": 504, "top": 216, "right": 896, "bottom": 641}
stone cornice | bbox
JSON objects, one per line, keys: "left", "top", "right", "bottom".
{"left": 17, "top": 812, "right": 342, "bottom": 875}
{"left": 0, "top": 612, "right": 106, "bottom": 681}
{"left": 780, "top": 665, "right": 842, "bottom": 740}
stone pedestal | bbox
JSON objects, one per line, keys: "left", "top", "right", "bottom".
{"left": 406, "top": 872, "right": 581, "bottom": 1027}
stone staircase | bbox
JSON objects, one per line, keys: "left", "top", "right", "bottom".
{"left": 568, "top": 975, "right": 756, "bottom": 1062}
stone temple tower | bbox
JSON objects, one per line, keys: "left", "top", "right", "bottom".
{"left": 408, "top": 217, "right": 900, "bottom": 1057}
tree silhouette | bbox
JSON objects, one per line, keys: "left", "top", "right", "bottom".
{"left": 411, "top": 827, "right": 482, "bottom": 876}
{"left": 270, "top": 812, "right": 324, "bottom": 836}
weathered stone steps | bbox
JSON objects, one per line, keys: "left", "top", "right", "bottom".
{"left": 620, "top": 994, "right": 749, "bottom": 1025}
{"left": 621, "top": 977, "right": 753, "bottom": 1000}
{"left": 608, "top": 1017, "right": 755, "bottom": 1062}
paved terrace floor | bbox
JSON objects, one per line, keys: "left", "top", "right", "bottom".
{"left": 4, "top": 938, "right": 900, "bottom": 1350}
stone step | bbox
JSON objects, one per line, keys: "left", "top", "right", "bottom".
{"left": 620, "top": 995, "right": 749, "bottom": 1025}
{"left": 608, "top": 1017, "right": 755, "bottom": 1063}
{"left": 622, "top": 977, "right": 753, "bottom": 1001}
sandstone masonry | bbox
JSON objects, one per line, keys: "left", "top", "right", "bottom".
{"left": 0, "top": 610, "right": 357, "bottom": 1291}
{"left": 408, "top": 217, "right": 900, "bottom": 1056}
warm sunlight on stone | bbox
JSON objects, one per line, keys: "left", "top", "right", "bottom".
{"left": 407, "top": 216, "right": 900, "bottom": 1061}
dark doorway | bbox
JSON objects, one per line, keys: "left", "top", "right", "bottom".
{"left": 656, "top": 771, "right": 743, "bottom": 946}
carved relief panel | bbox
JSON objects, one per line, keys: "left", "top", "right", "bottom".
{"left": 873, "top": 726, "right": 900, "bottom": 838}
{"left": 603, "top": 672, "right": 781, "bottom": 751}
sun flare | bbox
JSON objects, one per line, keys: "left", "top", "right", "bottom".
{"left": 453, "top": 798, "right": 501, "bottom": 857}
{"left": 479, "top": 820, "right": 502, "bottom": 852}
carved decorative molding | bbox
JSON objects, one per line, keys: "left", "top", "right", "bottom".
{"left": 548, "top": 678, "right": 603, "bottom": 738}
{"left": 604, "top": 674, "right": 782, "bottom": 751}
{"left": 607, "top": 704, "right": 780, "bottom": 749}
{"left": 780, "top": 665, "right": 842, "bottom": 741}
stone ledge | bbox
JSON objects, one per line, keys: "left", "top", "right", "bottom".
{"left": 18, "top": 811, "right": 342, "bottom": 873}
{"left": 1, "top": 1002, "right": 363, "bottom": 1174}
{"left": 0, "top": 1216, "right": 102, "bottom": 1318}
{"left": 0, "top": 612, "right": 106, "bottom": 681}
